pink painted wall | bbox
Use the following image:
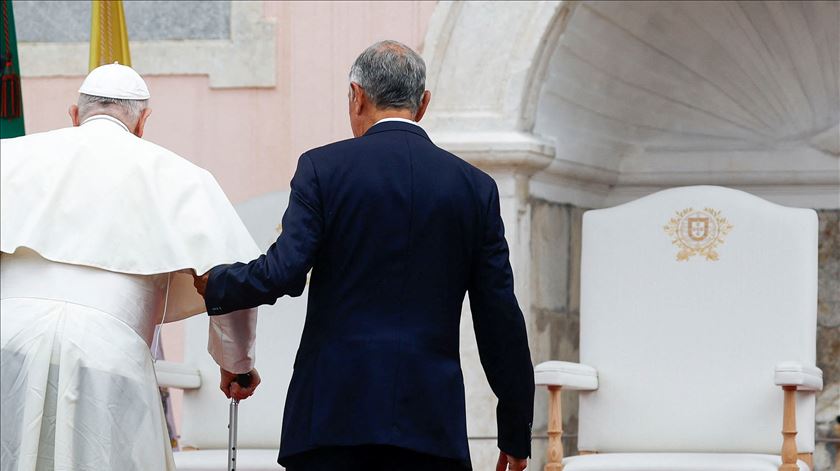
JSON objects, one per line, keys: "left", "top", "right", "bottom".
{"left": 21, "top": 1, "right": 436, "bottom": 203}
{"left": 18, "top": 0, "right": 437, "bottom": 434}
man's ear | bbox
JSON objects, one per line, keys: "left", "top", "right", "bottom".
{"left": 350, "top": 82, "right": 365, "bottom": 117}
{"left": 414, "top": 90, "right": 432, "bottom": 123}
{"left": 134, "top": 108, "right": 152, "bottom": 138}
{"left": 69, "top": 105, "right": 81, "bottom": 126}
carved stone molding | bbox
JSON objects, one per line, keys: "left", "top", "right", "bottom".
{"left": 18, "top": 1, "right": 276, "bottom": 88}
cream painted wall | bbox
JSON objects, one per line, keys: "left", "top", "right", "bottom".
{"left": 18, "top": 0, "right": 437, "bottom": 438}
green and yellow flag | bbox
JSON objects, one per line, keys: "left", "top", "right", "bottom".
{"left": 89, "top": 0, "right": 131, "bottom": 71}
{"left": 1, "top": 0, "right": 24, "bottom": 139}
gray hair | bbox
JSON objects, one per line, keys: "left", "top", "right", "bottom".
{"left": 349, "top": 40, "right": 426, "bottom": 113}
{"left": 77, "top": 93, "right": 149, "bottom": 127}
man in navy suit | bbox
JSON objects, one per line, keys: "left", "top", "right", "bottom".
{"left": 195, "top": 40, "right": 534, "bottom": 471}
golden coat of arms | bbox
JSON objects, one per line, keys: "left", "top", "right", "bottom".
{"left": 664, "top": 207, "right": 733, "bottom": 261}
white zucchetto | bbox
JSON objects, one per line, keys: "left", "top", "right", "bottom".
{"left": 78, "top": 62, "right": 151, "bottom": 100}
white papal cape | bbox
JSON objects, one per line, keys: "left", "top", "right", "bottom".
{"left": 0, "top": 116, "right": 262, "bottom": 471}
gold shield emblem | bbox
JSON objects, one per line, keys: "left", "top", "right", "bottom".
{"left": 664, "top": 208, "right": 732, "bottom": 261}
{"left": 687, "top": 217, "right": 709, "bottom": 241}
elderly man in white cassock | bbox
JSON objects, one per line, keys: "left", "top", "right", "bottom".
{"left": 0, "top": 64, "right": 262, "bottom": 470}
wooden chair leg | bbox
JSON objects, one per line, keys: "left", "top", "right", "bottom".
{"left": 542, "top": 384, "right": 806, "bottom": 471}
{"left": 546, "top": 386, "right": 564, "bottom": 471}
{"left": 779, "top": 386, "right": 799, "bottom": 471}
{"left": 796, "top": 453, "right": 813, "bottom": 470}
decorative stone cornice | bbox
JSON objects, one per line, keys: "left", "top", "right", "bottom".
{"left": 19, "top": 2, "right": 276, "bottom": 88}
{"left": 431, "top": 131, "right": 555, "bottom": 176}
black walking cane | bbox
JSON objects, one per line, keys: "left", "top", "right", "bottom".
{"left": 228, "top": 372, "right": 252, "bottom": 471}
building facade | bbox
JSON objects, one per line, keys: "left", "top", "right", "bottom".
{"left": 13, "top": 1, "right": 839, "bottom": 469}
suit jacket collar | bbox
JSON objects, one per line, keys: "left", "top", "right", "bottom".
{"left": 364, "top": 120, "right": 431, "bottom": 142}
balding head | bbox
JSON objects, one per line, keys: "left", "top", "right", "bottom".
{"left": 76, "top": 94, "right": 149, "bottom": 128}
{"left": 69, "top": 94, "right": 152, "bottom": 137}
{"left": 69, "top": 64, "right": 153, "bottom": 137}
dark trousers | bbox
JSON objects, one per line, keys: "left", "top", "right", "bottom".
{"left": 282, "top": 445, "right": 470, "bottom": 471}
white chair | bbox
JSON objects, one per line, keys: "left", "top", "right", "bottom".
{"left": 156, "top": 192, "right": 306, "bottom": 470}
{"left": 156, "top": 289, "right": 306, "bottom": 471}
{"left": 535, "top": 186, "right": 823, "bottom": 471}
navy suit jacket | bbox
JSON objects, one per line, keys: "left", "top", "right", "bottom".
{"left": 205, "top": 121, "right": 535, "bottom": 467}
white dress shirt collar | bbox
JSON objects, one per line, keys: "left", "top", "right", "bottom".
{"left": 373, "top": 117, "right": 422, "bottom": 129}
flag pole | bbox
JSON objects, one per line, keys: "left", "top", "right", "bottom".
{"left": 0, "top": 0, "right": 24, "bottom": 138}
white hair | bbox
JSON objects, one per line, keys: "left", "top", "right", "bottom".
{"left": 77, "top": 93, "right": 149, "bottom": 127}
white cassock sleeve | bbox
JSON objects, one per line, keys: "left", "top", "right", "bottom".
{"left": 207, "top": 308, "right": 257, "bottom": 374}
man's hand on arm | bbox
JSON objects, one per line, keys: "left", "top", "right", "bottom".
{"left": 193, "top": 271, "right": 209, "bottom": 297}
{"left": 192, "top": 154, "right": 323, "bottom": 317}
{"left": 219, "top": 367, "right": 261, "bottom": 401}
{"left": 497, "top": 452, "right": 527, "bottom": 471}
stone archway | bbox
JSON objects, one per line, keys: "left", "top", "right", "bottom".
{"left": 424, "top": 1, "right": 839, "bottom": 210}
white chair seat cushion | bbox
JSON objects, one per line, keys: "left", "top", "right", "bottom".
{"left": 174, "top": 449, "right": 279, "bottom": 471}
{"left": 534, "top": 361, "right": 598, "bottom": 390}
{"left": 563, "top": 453, "right": 809, "bottom": 471}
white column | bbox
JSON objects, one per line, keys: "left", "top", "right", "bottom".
{"left": 441, "top": 134, "right": 553, "bottom": 469}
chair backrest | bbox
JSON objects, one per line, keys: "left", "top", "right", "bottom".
{"left": 179, "top": 191, "right": 307, "bottom": 450}
{"left": 577, "top": 186, "right": 818, "bottom": 454}
{"left": 179, "top": 292, "right": 306, "bottom": 449}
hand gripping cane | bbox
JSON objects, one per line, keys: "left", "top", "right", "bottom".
{"left": 228, "top": 372, "right": 252, "bottom": 471}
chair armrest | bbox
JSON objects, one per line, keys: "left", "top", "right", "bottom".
{"left": 535, "top": 361, "right": 598, "bottom": 390}
{"left": 775, "top": 362, "right": 823, "bottom": 391}
{"left": 155, "top": 360, "right": 202, "bottom": 390}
